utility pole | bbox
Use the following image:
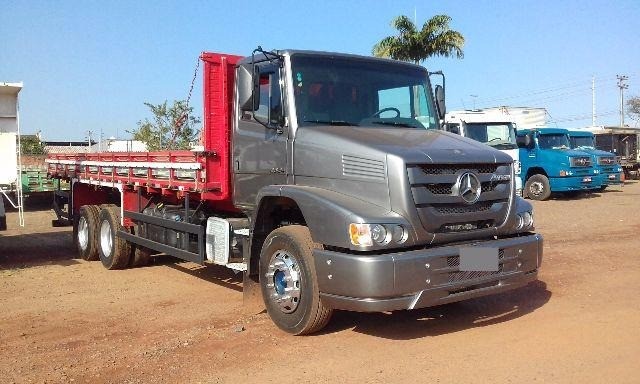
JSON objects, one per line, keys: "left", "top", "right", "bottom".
{"left": 591, "top": 76, "right": 596, "bottom": 126}
{"left": 617, "top": 75, "right": 629, "bottom": 127}
{"left": 470, "top": 94, "right": 478, "bottom": 110}
{"left": 86, "top": 130, "right": 93, "bottom": 153}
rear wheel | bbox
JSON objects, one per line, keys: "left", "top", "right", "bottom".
{"left": 525, "top": 174, "right": 551, "bottom": 201}
{"left": 130, "top": 226, "right": 153, "bottom": 267}
{"left": 76, "top": 205, "right": 100, "bottom": 261}
{"left": 98, "top": 206, "right": 131, "bottom": 269}
{"left": 259, "top": 225, "right": 333, "bottom": 335}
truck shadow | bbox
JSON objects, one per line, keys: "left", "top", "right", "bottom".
{"left": 320, "top": 280, "right": 551, "bottom": 339}
{"left": 0, "top": 231, "right": 79, "bottom": 269}
{"left": 164, "top": 259, "right": 244, "bottom": 293}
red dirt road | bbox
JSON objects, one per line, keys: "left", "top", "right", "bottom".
{"left": 1, "top": 183, "right": 639, "bottom": 383}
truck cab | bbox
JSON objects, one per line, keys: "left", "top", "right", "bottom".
{"left": 444, "top": 111, "right": 523, "bottom": 196}
{"left": 568, "top": 130, "right": 623, "bottom": 190}
{"left": 517, "top": 128, "right": 600, "bottom": 200}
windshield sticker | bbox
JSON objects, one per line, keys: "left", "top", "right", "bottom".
{"left": 296, "top": 72, "right": 303, "bottom": 88}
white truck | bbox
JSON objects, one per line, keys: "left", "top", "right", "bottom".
{"left": 445, "top": 110, "right": 523, "bottom": 196}
{"left": 0, "top": 82, "right": 24, "bottom": 230}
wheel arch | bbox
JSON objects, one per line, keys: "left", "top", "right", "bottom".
{"left": 525, "top": 167, "right": 548, "bottom": 180}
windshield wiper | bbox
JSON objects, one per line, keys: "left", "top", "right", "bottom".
{"left": 370, "top": 121, "right": 419, "bottom": 128}
{"left": 303, "top": 119, "right": 358, "bottom": 126}
{"left": 490, "top": 142, "right": 518, "bottom": 149}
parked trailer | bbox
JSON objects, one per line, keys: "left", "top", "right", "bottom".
{"left": 588, "top": 127, "right": 640, "bottom": 179}
{"left": 1, "top": 82, "right": 24, "bottom": 230}
{"left": 47, "top": 50, "right": 543, "bottom": 334}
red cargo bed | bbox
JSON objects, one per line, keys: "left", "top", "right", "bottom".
{"left": 46, "top": 52, "right": 243, "bottom": 204}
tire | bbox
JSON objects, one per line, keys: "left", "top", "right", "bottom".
{"left": 98, "top": 206, "right": 131, "bottom": 270}
{"left": 76, "top": 205, "right": 101, "bottom": 261}
{"left": 524, "top": 174, "right": 551, "bottom": 201}
{"left": 129, "top": 226, "right": 153, "bottom": 267}
{"left": 130, "top": 247, "right": 152, "bottom": 267}
{"left": 259, "top": 225, "right": 333, "bottom": 335}
{"left": 597, "top": 185, "right": 607, "bottom": 192}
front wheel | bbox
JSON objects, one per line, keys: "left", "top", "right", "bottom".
{"left": 259, "top": 225, "right": 333, "bottom": 335}
{"left": 525, "top": 174, "right": 551, "bottom": 201}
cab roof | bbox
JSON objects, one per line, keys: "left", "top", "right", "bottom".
{"left": 517, "top": 127, "right": 569, "bottom": 136}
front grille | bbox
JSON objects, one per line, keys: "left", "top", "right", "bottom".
{"left": 418, "top": 164, "right": 499, "bottom": 175}
{"left": 435, "top": 201, "right": 493, "bottom": 215}
{"left": 598, "top": 157, "right": 616, "bottom": 166}
{"left": 408, "top": 163, "right": 512, "bottom": 234}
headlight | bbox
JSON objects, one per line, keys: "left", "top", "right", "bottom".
{"left": 515, "top": 211, "right": 534, "bottom": 231}
{"left": 370, "top": 224, "right": 388, "bottom": 245}
{"left": 349, "top": 223, "right": 406, "bottom": 247}
{"left": 522, "top": 211, "right": 533, "bottom": 227}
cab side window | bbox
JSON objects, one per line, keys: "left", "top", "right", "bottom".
{"left": 254, "top": 70, "right": 282, "bottom": 126}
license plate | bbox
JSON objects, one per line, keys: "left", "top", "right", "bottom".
{"left": 459, "top": 247, "right": 499, "bottom": 271}
{"left": 608, "top": 175, "right": 616, "bottom": 180}
{"left": 582, "top": 176, "right": 592, "bottom": 182}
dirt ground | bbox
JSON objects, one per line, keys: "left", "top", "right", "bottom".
{"left": 1, "top": 183, "right": 639, "bottom": 384}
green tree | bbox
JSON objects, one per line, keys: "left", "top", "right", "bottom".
{"left": 372, "top": 15, "right": 465, "bottom": 64}
{"left": 20, "top": 135, "right": 47, "bottom": 155}
{"left": 133, "top": 100, "right": 200, "bottom": 151}
{"left": 627, "top": 96, "right": 640, "bottom": 124}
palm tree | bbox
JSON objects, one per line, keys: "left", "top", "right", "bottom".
{"left": 372, "top": 15, "right": 465, "bottom": 64}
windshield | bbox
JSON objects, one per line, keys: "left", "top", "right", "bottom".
{"left": 291, "top": 55, "right": 438, "bottom": 129}
{"left": 538, "top": 134, "right": 571, "bottom": 149}
{"left": 569, "top": 135, "right": 595, "bottom": 149}
{"left": 465, "top": 122, "right": 517, "bottom": 149}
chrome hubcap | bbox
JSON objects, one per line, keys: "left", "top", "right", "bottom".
{"left": 265, "top": 250, "right": 301, "bottom": 313}
{"left": 78, "top": 217, "right": 89, "bottom": 251}
{"left": 100, "top": 219, "right": 113, "bottom": 258}
{"left": 530, "top": 181, "right": 544, "bottom": 196}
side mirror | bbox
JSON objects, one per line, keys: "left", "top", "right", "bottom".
{"left": 434, "top": 85, "right": 446, "bottom": 119}
{"left": 237, "top": 64, "right": 254, "bottom": 111}
{"left": 252, "top": 65, "right": 261, "bottom": 110}
{"left": 516, "top": 134, "right": 533, "bottom": 148}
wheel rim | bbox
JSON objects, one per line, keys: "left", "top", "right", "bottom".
{"left": 530, "top": 181, "right": 544, "bottom": 196}
{"left": 100, "top": 219, "right": 113, "bottom": 258}
{"left": 265, "top": 250, "right": 301, "bottom": 313}
{"left": 78, "top": 216, "right": 89, "bottom": 251}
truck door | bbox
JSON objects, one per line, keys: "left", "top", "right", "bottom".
{"left": 233, "top": 63, "right": 288, "bottom": 208}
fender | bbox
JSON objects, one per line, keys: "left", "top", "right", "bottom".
{"left": 254, "top": 185, "right": 412, "bottom": 250}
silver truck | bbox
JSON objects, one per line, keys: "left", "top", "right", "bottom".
{"left": 48, "top": 49, "right": 543, "bottom": 335}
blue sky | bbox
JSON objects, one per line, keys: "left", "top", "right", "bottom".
{"left": 2, "top": 0, "right": 639, "bottom": 141}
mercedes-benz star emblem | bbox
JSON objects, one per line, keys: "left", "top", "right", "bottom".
{"left": 452, "top": 172, "right": 481, "bottom": 204}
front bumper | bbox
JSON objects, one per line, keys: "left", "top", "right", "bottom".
{"left": 314, "top": 233, "right": 543, "bottom": 312}
{"left": 602, "top": 172, "right": 623, "bottom": 185}
{"left": 549, "top": 176, "right": 599, "bottom": 191}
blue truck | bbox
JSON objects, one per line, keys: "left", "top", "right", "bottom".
{"left": 568, "top": 130, "right": 623, "bottom": 191}
{"left": 517, "top": 128, "right": 600, "bottom": 200}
